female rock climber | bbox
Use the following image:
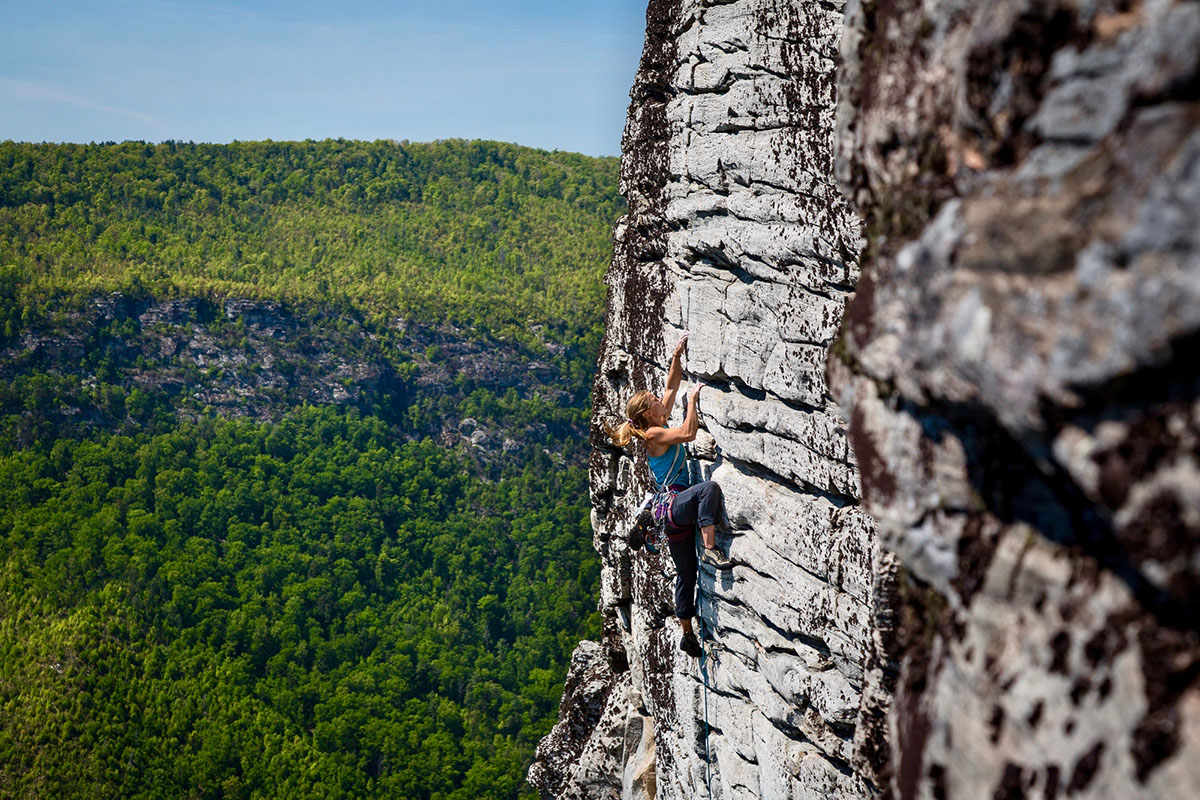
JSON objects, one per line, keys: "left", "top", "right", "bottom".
{"left": 606, "top": 333, "right": 733, "bottom": 659}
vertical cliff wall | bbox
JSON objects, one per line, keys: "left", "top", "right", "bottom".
{"left": 532, "top": 1, "right": 1200, "bottom": 798}
{"left": 530, "top": 1, "right": 886, "bottom": 797}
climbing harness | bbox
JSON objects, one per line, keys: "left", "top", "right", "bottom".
{"left": 628, "top": 443, "right": 688, "bottom": 554}
{"left": 645, "top": 443, "right": 687, "bottom": 554}
{"left": 645, "top": 490, "right": 675, "bottom": 554}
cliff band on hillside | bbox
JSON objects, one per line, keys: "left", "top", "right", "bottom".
{"left": 532, "top": 0, "right": 1200, "bottom": 798}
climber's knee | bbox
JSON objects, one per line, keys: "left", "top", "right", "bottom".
{"left": 696, "top": 480, "right": 723, "bottom": 529}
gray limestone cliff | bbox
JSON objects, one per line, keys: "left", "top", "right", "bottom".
{"left": 531, "top": 2, "right": 884, "bottom": 797}
{"left": 531, "top": 1, "right": 1200, "bottom": 798}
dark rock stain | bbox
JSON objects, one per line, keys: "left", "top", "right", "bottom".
{"left": 1049, "top": 631, "right": 1071, "bottom": 675}
{"left": 1066, "top": 741, "right": 1103, "bottom": 793}
{"left": 1083, "top": 615, "right": 1132, "bottom": 669}
{"left": 928, "top": 762, "right": 948, "bottom": 800}
{"left": 1043, "top": 764, "right": 1061, "bottom": 800}
{"left": 953, "top": 512, "right": 998, "bottom": 605}
{"left": 1027, "top": 700, "right": 1044, "bottom": 730}
{"left": 849, "top": 398, "right": 898, "bottom": 506}
{"left": 1069, "top": 677, "right": 1090, "bottom": 706}
{"left": 1119, "top": 493, "right": 1200, "bottom": 611}
{"left": 993, "top": 762, "right": 1028, "bottom": 800}
{"left": 1060, "top": 329, "right": 1200, "bottom": 625}
{"left": 989, "top": 704, "right": 1006, "bottom": 744}
{"left": 1131, "top": 621, "right": 1200, "bottom": 781}
{"left": 894, "top": 570, "right": 957, "bottom": 800}
{"left": 857, "top": 552, "right": 902, "bottom": 800}
{"left": 964, "top": 6, "right": 1087, "bottom": 167}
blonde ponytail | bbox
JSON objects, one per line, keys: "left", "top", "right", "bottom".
{"left": 605, "top": 390, "right": 656, "bottom": 448}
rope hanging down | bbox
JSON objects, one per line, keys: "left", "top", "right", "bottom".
{"left": 698, "top": 613, "right": 716, "bottom": 799}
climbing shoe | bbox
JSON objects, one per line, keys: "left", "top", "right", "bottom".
{"left": 702, "top": 547, "right": 733, "bottom": 569}
{"left": 680, "top": 632, "right": 702, "bottom": 658}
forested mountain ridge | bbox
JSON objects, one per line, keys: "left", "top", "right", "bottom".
{"left": 0, "top": 139, "right": 618, "bottom": 457}
{"left": 0, "top": 138, "right": 619, "bottom": 342}
{"left": 0, "top": 139, "right": 618, "bottom": 799}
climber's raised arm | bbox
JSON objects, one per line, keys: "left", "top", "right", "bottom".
{"left": 645, "top": 383, "right": 701, "bottom": 449}
{"left": 659, "top": 333, "right": 688, "bottom": 413}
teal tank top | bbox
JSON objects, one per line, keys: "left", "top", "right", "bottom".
{"left": 648, "top": 443, "right": 689, "bottom": 489}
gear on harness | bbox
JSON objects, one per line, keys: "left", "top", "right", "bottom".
{"left": 628, "top": 441, "right": 690, "bottom": 555}
{"left": 628, "top": 491, "right": 667, "bottom": 553}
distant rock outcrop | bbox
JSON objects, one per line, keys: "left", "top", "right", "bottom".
{"left": 2, "top": 294, "right": 580, "bottom": 462}
{"left": 533, "top": 0, "right": 1200, "bottom": 798}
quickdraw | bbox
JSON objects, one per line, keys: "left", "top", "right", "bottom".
{"left": 651, "top": 487, "right": 677, "bottom": 525}
{"left": 644, "top": 525, "right": 667, "bottom": 554}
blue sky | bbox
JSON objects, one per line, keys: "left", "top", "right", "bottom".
{"left": 0, "top": 0, "right": 647, "bottom": 156}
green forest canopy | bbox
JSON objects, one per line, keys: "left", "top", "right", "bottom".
{"left": 0, "top": 139, "right": 621, "bottom": 799}
{"left": 0, "top": 138, "right": 621, "bottom": 347}
{"left": 0, "top": 407, "right": 600, "bottom": 799}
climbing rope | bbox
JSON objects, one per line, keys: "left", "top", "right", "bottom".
{"left": 698, "top": 599, "right": 716, "bottom": 799}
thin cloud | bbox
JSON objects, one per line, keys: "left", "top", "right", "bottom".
{"left": 0, "top": 76, "right": 166, "bottom": 132}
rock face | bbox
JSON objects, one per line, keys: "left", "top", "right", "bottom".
{"left": 832, "top": 0, "right": 1200, "bottom": 797}
{"left": 533, "top": 0, "right": 1200, "bottom": 798}
{"left": 2, "top": 294, "right": 585, "bottom": 463}
{"left": 532, "top": 1, "right": 887, "bottom": 797}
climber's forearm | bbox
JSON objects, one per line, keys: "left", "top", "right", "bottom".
{"left": 662, "top": 333, "right": 688, "bottom": 404}
{"left": 665, "top": 350, "right": 682, "bottom": 392}
{"left": 682, "top": 393, "right": 699, "bottom": 439}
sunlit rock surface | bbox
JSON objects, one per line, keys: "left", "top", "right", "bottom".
{"left": 533, "top": 0, "right": 1200, "bottom": 798}
{"left": 831, "top": 1, "right": 1200, "bottom": 797}
{"left": 531, "top": 1, "right": 887, "bottom": 797}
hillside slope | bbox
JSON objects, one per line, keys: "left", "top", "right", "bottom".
{"left": 0, "top": 139, "right": 620, "bottom": 799}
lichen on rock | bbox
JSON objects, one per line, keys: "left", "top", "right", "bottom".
{"left": 832, "top": 0, "right": 1200, "bottom": 797}
{"left": 532, "top": 1, "right": 888, "bottom": 797}
{"left": 534, "top": 0, "right": 1200, "bottom": 798}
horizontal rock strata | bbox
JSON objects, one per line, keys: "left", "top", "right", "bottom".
{"left": 531, "top": 1, "right": 885, "bottom": 798}
{"left": 536, "top": 1, "right": 1200, "bottom": 799}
